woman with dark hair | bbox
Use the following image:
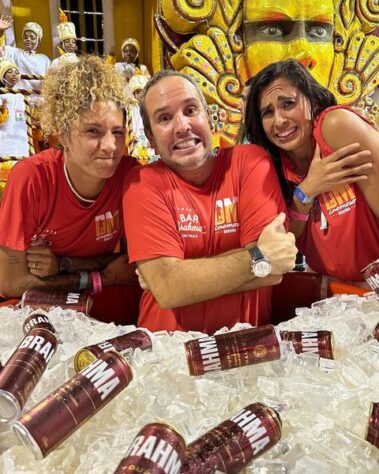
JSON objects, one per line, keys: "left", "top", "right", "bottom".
{"left": 245, "top": 59, "right": 379, "bottom": 283}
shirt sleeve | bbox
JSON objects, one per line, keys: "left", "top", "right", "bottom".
{"left": 123, "top": 165, "right": 184, "bottom": 263}
{"left": 236, "top": 145, "right": 287, "bottom": 246}
{"left": 0, "top": 160, "right": 41, "bottom": 250}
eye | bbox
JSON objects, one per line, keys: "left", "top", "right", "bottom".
{"left": 259, "top": 25, "right": 284, "bottom": 38}
{"left": 260, "top": 108, "right": 273, "bottom": 119}
{"left": 86, "top": 128, "right": 99, "bottom": 134}
{"left": 307, "top": 25, "right": 328, "bottom": 39}
{"left": 186, "top": 105, "right": 198, "bottom": 116}
{"left": 158, "top": 114, "right": 171, "bottom": 123}
{"left": 282, "top": 99, "right": 295, "bottom": 109}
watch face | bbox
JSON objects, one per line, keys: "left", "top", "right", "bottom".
{"left": 59, "top": 256, "right": 72, "bottom": 274}
{"left": 253, "top": 260, "right": 271, "bottom": 278}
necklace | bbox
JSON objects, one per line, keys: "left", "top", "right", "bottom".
{"left": 63, "top": 163, "right": 96, "bottom": 204}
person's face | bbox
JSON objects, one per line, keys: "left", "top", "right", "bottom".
{"left": 63, "top": 101, "right": 126, "bottom": 180}
{"left": 259, "top": 78, "right": 313, "bottom": 159}
{"left": 23, "top": 30, "right": 39, "bottom": 52}
{"left": 122, "top": 44, "right": 138, "bottom": 63}
{"left": 62, "top": 38, "right": 77, "bottom": 53}
{"left": 244, "top": 0, "right": 334, "bottom": 87}
{"left": 3, "top": 67, "right": 20, "bottom": 87}
{"left": 133, "top": 88, "right": 143, "bottom": 102}
{"left": 145, "top": 76, "right": 213, "bottom": 175}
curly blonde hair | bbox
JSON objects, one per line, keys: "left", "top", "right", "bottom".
{"left": 41, "top": 55, "right": 129, "bottom": 136}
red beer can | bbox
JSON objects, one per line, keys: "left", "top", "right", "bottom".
{"left": 185, "top": 325, "right": 280, "bottom": 376}
{"left": 181, "top": 402, "right": 282, "bottom": 473}
{"left": 0, "top": 328, "right": 57, "bottom": 422}
{"left": 13, "top": 351, "right": 133, "bottom": 458}
{"left": 23, "top": 313, "right": 56, "bottom": 335}
{"left": 21, "top": 289, "right": 92, "bottom": 314}
{"left": 74, "top": 330, "right": 152, "bottom": 372}
{"left": 366, "top": 402, "right": 379, "bottom": 449}
{"left": 114, "top": 422, "right": 186, "bottom": 473}
{"left": 279, "top": 330, "right": 334, "bottom": 359}
{"left": 361, "top": 259, "right": 379, "bottom": 295}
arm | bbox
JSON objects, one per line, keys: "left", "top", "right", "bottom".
{"left": 289, "top": 142, "right": 373, "bottom": 237}
{"left": 25, "top": 241, "right": 119, "bottom": 277}
{"left": 137, "top": 212, "right": 297, "bottom": 309}
{"left": 0, "top": 245, "right": 137, "bottom": 298}
{"left": 0, "top": 246, "right": 81, "bottom": 297}
{"left": 320, "top": 108, "right": 379, "bottom": 217}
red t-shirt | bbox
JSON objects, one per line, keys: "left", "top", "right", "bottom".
{"left": 0, "top": 148, "right": 137, "bottom": 256}
{"left": 123, "top": 145, "right": 287, "bottom": 334}
{"left": 282, "top": 106, "right": 379, "bottom": 281}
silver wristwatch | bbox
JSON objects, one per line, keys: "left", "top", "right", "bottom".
{"left": 248, "top": 247, "right": 272, "bottom": 278}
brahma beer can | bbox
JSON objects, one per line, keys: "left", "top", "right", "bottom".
{"left": 181, "top": 402, "right": 281, "bottom": 473}
{"left": 23, "top": 313, "right": 56, "bottom": 335}
{"left": 279, "top": 330, "right": 334, "bottom": 359}
{"left": 74, "top": 330, "right": 152, "bottom": 372}
{"left": 114, "top": 422, "right": 186, "bottom": 473}
{"left": 21, "top": 289, "right": 92, "bottom": 314}
{"left": 361, "top": 259, "right": 379, "bottom": 295}
{"left": 366, "top": 402, "right": 379, "bottom": 449}
{"left": 0, "top": 328, "right": 57, "bottom": 422}
{"left": 13, "top": 351, "right": 133, "bottom": 458}
{"left": 185, "top": 325, "right": 280, "bottom": 376}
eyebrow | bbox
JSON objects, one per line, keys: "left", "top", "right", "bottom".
{"left": 248, "top": 8, "right": 333, "bottom": 22}
{"left": 152, "top": 97, "right": 199, "bottom": 119}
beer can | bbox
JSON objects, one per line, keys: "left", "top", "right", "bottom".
{"left": 181, "top": 402, "right": 282, "bottom": 473}
{"left": 0, "top": 328, "right": 57, "bottom": 422}
{"left": 114, "top": 422, "right": 186, "bottom": 473}
{"left": 279, "top": 330, "right": 334, "bottom": 360}
{"left": 361, "top": 259, "right": 379, "bottom": 295}
{"left": 23, "top": 313, "right": 56, "bottom": 335}
{"left": 13, "top": 351, "right": 133, "bottom": 459}
{"left": 366, "top": 402, "right": 379, "bottom": 449}
{"left": 74, "top": 330, "right": 152, "bottom": 372}
{"left": 20, "top": 289, "right": 92, "bottom": 314}
{"left": 185, "top": 325, "right": 280, "bottom": 376}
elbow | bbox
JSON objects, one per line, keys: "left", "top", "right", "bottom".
{"left": 0, "top": 281, "right": 21, "bottom": 298}
{"left": 152, "top": 291, "right": 178, "bottom": 310}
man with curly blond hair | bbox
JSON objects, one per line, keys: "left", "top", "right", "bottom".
{"left": 0, "top": 56, "right": 142, "bottom": 325}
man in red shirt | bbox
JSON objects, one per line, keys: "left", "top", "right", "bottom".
{"left": 123, "top": 71, "right": 298, "bottom": 334}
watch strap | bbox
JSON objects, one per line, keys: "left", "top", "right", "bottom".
{"left": 248, "top": 246, "right": 264, "bottom": 262}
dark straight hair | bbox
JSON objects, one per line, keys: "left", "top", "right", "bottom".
{"left": 244, "top": 59, "right": 337, "bottom": 200}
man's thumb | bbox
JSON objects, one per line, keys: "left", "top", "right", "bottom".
{"left": 267, "top": 212, "right": 286, "bottom": 232}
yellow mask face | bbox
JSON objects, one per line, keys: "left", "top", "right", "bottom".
{"left": 244, "top": 0, "right": 335, "bottom": 87}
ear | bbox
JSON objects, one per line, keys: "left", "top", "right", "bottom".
{"left": 58, "top": 133, "right": 69, "bottom": 149}
{"left": 145, "top": 129, "right": 156, "bottom": 149}
{"left": 206, "top": 108, "right": 215, "bottom": 133}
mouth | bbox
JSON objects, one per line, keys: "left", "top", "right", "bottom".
{"left": 276, "top": 126, "right": 297, "bottom": 141}
{"left": 173, "top": 138, "right": 201, "bottom": 151}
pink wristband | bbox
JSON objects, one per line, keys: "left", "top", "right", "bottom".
{"left": 91, "top": 271, "right": 103, "bottom": 294}
{"left": 288, "top": 208, "right": 310, "bottom": 222}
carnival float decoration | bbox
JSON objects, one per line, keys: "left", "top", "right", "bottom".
{"left": 155, "top": 0, "right": 379, "bottom": 145}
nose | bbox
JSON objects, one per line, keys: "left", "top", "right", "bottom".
{"left": 174, "top": 113, "right": 191, "bottom": 136}
{"left": 100, "top": 131, "right": 117, "bottom": 155}
{"left": 273, "top": 109, "right": 288, "bottom": 129}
